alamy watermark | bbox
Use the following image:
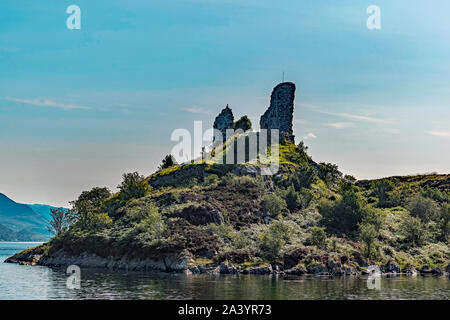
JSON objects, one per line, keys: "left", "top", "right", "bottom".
{"left": 66, "top": 265, "right": 81, "bottom": 289}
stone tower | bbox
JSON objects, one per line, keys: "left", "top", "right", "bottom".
{"left": 213, "top": 104, "right": 234, "bottom": 142}
{"left": 260, "top": 82, "right": 296, "bottom": 143}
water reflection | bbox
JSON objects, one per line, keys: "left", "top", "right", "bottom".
{"left": 1, "top": 243, "right": 449, "bottom": 300}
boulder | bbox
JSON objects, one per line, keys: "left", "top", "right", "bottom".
{"left": 243, "top": 265, "right": 273, "bottom": 275}
{"left": 219, "top": 261, "right": 238, "bottom": 274}
{"left": 402, "top": 265, "right": 418, "bottom": 276}
{"left": 284, "top": 265, "right": 307, "bottom": 276}
{"left": 385, "top": 259, "right": 401, "bottom": 273}
{"left": 307, "top": 263, "right": 328, "bottom": 275}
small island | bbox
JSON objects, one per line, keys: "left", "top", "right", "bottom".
{"left": 6, "top": 82, "right": 450, "bottom": 277}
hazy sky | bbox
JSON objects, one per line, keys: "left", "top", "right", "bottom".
{"left": 1, "top": 0, "right": 449, "bottom": 207}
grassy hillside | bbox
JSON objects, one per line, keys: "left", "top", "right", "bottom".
{"left": 35, "top": 140, "right": 449, "bottom": 274}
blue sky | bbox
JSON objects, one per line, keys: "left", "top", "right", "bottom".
{"left": 1, "top": 0, "right": 449, "bottom": 206}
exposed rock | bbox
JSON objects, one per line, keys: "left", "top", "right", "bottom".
{"left": 431, "top": 267, "right": 443, "bottom": 276}
{"left": 260, "top": 82, "right": 296, "bottom": 143}
{"left": 172, "top": 204, "right": 224, "bottom": 226}
{"left": 242, "top": 264, "right": 273, "bottom": 275}
{"left": 284, "top": 265, "right": 307, "bottom": 276}
{"left": 220, "top": 261, "right": 238, "bottom": 274}
{"left": 307, "top": 263, "right": 328, "bottom": 275}
{"left": 5, "top": 245, "right": 47, "bottom": 266}
{"left": 403, "top": 265, "right": 418, "bottom": 276}
{"left": 420, "top": 264, "right": 432, "bottom": 274}
{"left": 351, "top": 252, "right": 368, "bottom": 267}
{"left": 283, "top": 248, "right": 309, "bottom": 269}
{"left": 385, "top": 259, "right": 401, "bottom": 273}
{"left": 213, "top": 105, "right": 234, "bottom": 143}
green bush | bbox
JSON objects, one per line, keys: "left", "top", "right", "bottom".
{"left": 318, "top": 162, "right": 342, "bottom": 188}
{"left": 408, "top": 196, "right": 440, "bottom": 223}
{"left": 262, "top": 193, "right": 287, "bottom": 218}
{"left": 319, "top": 189, "right": 368, "bottom": 238}
{"left": 204, "top": 174, "right": 219, "bottom": 185}
{"left": 371, "top": 180, "right": 394, "bottom": 208}
{"left": 310, "top": 226, "right": 327, "bottom": 248}
{"left": 159, "top": 154, "right": 177, "bottom": 170}
{"left": 401, "top": 215, "right": 428, "bottom": 247}
{"left": 290, "top": 162, "right": 317, "bottom": 191}
{"left": 258, "top": 221, "right": 291, "bottom": 261}
{"left": 285, "top": 184, "right": 301, "bottom": 212}
{"left": 233, "top": 115, "right": 252, "bottom": 132}
{"left": 118, "top": 172, "right": 149, "bottom": 201}
{"left": 359, "top": 223, "right": 379, "bottom": 258}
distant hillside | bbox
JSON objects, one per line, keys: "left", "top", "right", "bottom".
{"left": 0, "top": 193, "right": 64, "bottom": 241}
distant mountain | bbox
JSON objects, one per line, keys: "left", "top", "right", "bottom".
{"left": 0, "top": 193, "right": 66, "bottom": 241}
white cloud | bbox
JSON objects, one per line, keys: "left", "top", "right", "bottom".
{"left": 306, "top": 106, "right": 391, "bottom": 124}
{"left": 6, "top": 97, "right": 90, "bottom": 110}
{"left": 294, "top": 119, "right": 307, "bottom": 125}
{"left": 427, "top": 131, "right": 450, "bottom": 137}
{"left": 182, "top": 107, "right": 210, "bottom": 115}
{"left": 303, "top": 133, "right": 317, "bottom": 140}
{"left": 325, "top": 122, "right": 355, "bottom": 129}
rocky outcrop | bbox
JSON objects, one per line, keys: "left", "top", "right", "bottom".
{"left": 213, "top": 105, "right": 234, "bottom": 142}
{"left": 173, "top": 204, "right": 224, "bottom": 226}
{"left": 260, "top": 82, "right": 296, "bottom": 143}
{"left": 4, "top": 245, "right": 47, "bottom": 266}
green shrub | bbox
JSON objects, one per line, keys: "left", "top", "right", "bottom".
{"left": 258, "top": 221, "right": 291, "bottom": 261}
{"left": 262, "top": 193, "right": 287, "bottom": 218}
{"left": 204, "top": 174, "right": 219, "bottom": 185}
{"left": 285, "top": 184, "right": 301, "bottom": 212}
{"left": 359, "top": 223, "right": 379, "bottom": 258}
{"left": 159, "top": 154, "right": 177, "bottom": 170}
{"left": 290, "top": 162, "right": 317, "bottom": 191}
{"left": 319, "top": 189, "right": 367, "bottom": 238}
{"left": 310, "top": 226, "right": 327, "bottom": 248}
{"left": 318, "top": 162, "right": 342, "bottom": 188}
{"left": 401, "top": 215, "right": 428, "bottom": 247}
{"left": 233, "top": 115, "right": 252, "bottom": 132}
{"left": 408, "top": 196, "right": 440, "bottom": 223}
{"left": 118, "top": 172, "right": 149, "bottom": 201}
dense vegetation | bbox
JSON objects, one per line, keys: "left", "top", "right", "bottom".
{"left": 45, "top": 141, "right": 450, "bottom": 272}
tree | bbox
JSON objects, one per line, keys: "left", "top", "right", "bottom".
{"left": 262, "top": 194, "right": 287, "bottom": 218}
{"left": 318, "top": 162, "right": 343, "bottom": 188}
{"left": 69, "top": 187, "right": 111, "bottom": 222}
{"left": 159, "top": 154, "right": 177, "bottom": 170}
{"left": 258, "top": 221, "right": 291, "bottom": 261}
{"left": 47, "top": 208, "right": 70, "bottom": 235}
{"left": 310, "top": 226, "right": 327, "bottom": 248}
{"left": 401, "top": 215, "right": 427, "bottom": 247}
{"left": 285, "top": 184, "right": 301, "bottom": 212}
{"left": 439, "top": 203, "right": 450, "bottom": 242}
{"left": 290, "top": 162, "right": 317, "bottom": 191}
{"left": 359, "top": 223, "right": 379, "bottom": 258}
{"left": 371, "top": 180, "right": 394, "bottom": 208}
{"left": 319, "top": 189, "right": 367, "bottom": 238}
{"left": 408, "top": 196, "right": 440, "bottom": 223}
{"left": 233, "top": 116, "right": 252, "bottom": 132}
{"left": 118, "top": 172, "right": 149, "bottom": 201}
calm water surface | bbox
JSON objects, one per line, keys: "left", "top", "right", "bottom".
{"left": 1, "top": 242, "right": 449, "bottom": 300}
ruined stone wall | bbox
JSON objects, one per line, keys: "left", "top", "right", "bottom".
{"left": 213, "top": 105, "right": 234, "bottom": 142}
{"left": 260, "top": 82, "right": 296, "bottom": 143}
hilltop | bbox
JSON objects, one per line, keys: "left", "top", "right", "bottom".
{"left": 6, "top": 82, "right": 449, "bottom": 276}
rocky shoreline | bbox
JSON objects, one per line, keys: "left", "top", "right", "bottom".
{"left": 5, "top": 245, "right": 450, "bottom": 277}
